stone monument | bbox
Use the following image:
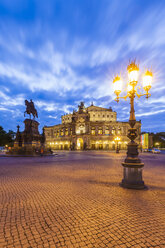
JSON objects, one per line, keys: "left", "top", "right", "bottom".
{"left": 9, "top": 100, "right": 52, "bottom": 155}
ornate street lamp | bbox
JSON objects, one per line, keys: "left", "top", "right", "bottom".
{"left": 114, "top": 137, "right": 120, "bottom": 153}
{"left": 113, "top": 61, "right": 153, "bottom": 189}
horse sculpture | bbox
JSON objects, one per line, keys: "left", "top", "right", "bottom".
{"left": 24, "top": 99, "right": 38, "bottom": 119}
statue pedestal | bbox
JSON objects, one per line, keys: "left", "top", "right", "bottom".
{"left": 8, "top": 119, "right": 41, "bottom": 155}
{"left": 22, "top": 119, "right": 41, "bottom": 149}
{"left": 8, "top": 119, "right": 52, "bottom": 156}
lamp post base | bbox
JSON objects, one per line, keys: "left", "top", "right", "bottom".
{"left": 120, "top": 163, "right": 146, "bottom": 190}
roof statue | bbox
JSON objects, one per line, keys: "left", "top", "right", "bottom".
{"left": 78, "top": 101, "right": 85, "bottom": 113}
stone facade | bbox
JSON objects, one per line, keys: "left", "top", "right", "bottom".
{"left": 44, "top": 102, "right": 141, "bottom": 150}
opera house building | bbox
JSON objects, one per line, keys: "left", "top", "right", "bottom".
{"left": 44, "top": 102, "right": 141, "bottom": 150}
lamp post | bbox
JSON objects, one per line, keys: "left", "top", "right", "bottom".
{"left": 115, "top": 137, "right": 120, "bottom": 153}
{"left": 113, "top": 61, "right": 153, "bottom": 189}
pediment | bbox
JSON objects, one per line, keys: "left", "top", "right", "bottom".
{"left": 87, "top": 105, "right": 111, "bottom": 111}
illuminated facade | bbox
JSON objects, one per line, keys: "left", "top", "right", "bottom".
{"left": 141, "top": 133, "right": 153, "bottom": 149}
{"left": 44, "top": 102, "right": 141, "bottom": 150}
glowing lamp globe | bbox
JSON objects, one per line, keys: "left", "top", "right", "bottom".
{"left": 127, "top": 84, "right": 133, "bottom": 93}
{"left": 127, "top": 62, "right": 139, "bottom": 83}
{"left": 113, "top": 76, "right": 122, "bottom": 96}
{"left": 143, "top": 70, "right": 153, "bottom": 91}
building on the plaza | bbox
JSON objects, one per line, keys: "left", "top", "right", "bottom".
{"left": 141, "top": 133, "right": 153, "bottom": 149}
{"left": 44, "top": 102, "right": 141, "bottom": 150}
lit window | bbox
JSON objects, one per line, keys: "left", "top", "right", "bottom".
{"left": 98, "top": 127, "right": 103, "bottom": 135}
{"left": 118, "top": 128, "right": 121, "bottom": 134}
{"left": 112, "top": 128, "right": 115, "bottom": 135}
{"left": 91, "top": 127, "right": 95, "bottom": 135}
{"left": 65, "top": 128, "right": 68, "bottom": 136}
{"left": 105, "top": 127, "right": 109, "bottom": 135}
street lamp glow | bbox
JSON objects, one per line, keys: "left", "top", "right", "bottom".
{"left": 114, "top": 136, "right": 120, "bottom": 153}
{"left": 127, "top": 84, "right": 133, "bottom": 94}
{"left": 115, "top": 137, "right": 120, "bottom": 141}
{"left": 112, "top": 60, "right": 153, "bottom": 190}
{"left": 113, "top": 75, "right": 122, "bottom": 96}
{"left": 127, "top": 62, "right": 139, "bottom": 83}
{"left": 155, "top": 142, "right": 160, "bottom": 147}
{"left": 143, "top": 70, "right": 153, "bottom": 91}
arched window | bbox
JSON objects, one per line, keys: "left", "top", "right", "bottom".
{"left": 118, "top": 127, "right": 121, "bottom": 135}
{"left": 65, "top": 128, "right": 68, "bottom": 136}
{"left": 91, "top": 127, "right": 95, "bottom": 135}
{"left": 98, "top": 127, "right": 103, "bottom": 135}
{"left": 112, "top": 127, "right": 115, "bottom": 135}
{"left": 57, "top": 130, "right": 59, "bottom": 137}
{"left": 105, "top": 127, "right": 109, "bottom": 135}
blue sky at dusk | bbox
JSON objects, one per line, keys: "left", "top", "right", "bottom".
{"left": 0, "top": 0, "right": 165, "bottom": 133}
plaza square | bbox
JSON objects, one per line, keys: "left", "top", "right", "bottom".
{"left": 0, "top": 152, "right": 165, "bottom": 247}
{"left": 0, "top": 1, "right": 165, "bottom": 247}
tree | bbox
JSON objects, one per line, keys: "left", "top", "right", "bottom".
{"left": 0, "top": 126, "right": 7, "bottom": 146}
{"left": 0, "top": 126, "right": 15, "bottom": 146}
{"left": 153, "top": 132, "right": 165, "bottom": 148}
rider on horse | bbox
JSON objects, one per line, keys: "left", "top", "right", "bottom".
{"left": 24, "top": 99, "right": 38, "bottom": 119}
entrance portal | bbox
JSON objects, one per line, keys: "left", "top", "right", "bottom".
{"left": 77, "top": 138, "right": 83, "bottom": 150}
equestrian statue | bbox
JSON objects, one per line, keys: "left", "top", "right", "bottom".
{"left": 24, "top": 99, "right": 38, "bottom": 119}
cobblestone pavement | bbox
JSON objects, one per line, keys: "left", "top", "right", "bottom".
{"left": 0, "top": 152, "right": 165, "bottom": 248}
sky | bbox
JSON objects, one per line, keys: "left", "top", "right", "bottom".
{"left": 0, "top": 0, "right": 165, "bottom": 133}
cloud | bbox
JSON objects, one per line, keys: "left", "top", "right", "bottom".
{"left": 0, "top": 41, "right": 104, "bottom": 97}
{"left": 35, "top": 100, "right": 74, "bottom": 114}
{"left": 35, "top": 100, "right": 58, "bottom": 112}
{"left": 48, "top": 115, "right": 57, "bottom": 119}
{"left": 136, "top": 109, "right": 165, "bottom": 117}
{"left": 0, "top": 106, "right": 12, "bottom": 111}
{"left": 0, "top": 90, "right": 25, "bottom": 106}
{"left": 0, "top": 0, "right": 165, "bottom": 132}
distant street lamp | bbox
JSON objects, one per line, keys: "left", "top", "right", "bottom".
{"left": 113, "top": 61, "right": 153, "bottom": 189}
{"left": 155, "top": 142, "right": 160, "bottom": 148}
{"left": 114, "top": 137, "right": 120, "bottom": 153}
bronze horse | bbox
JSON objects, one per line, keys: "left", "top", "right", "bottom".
{"left": 24, "top": 100, "right": 38, "bottom": 119}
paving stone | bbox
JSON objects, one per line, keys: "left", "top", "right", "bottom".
{"left": 0, "top": 151, "right": 165, "bottom": 247}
